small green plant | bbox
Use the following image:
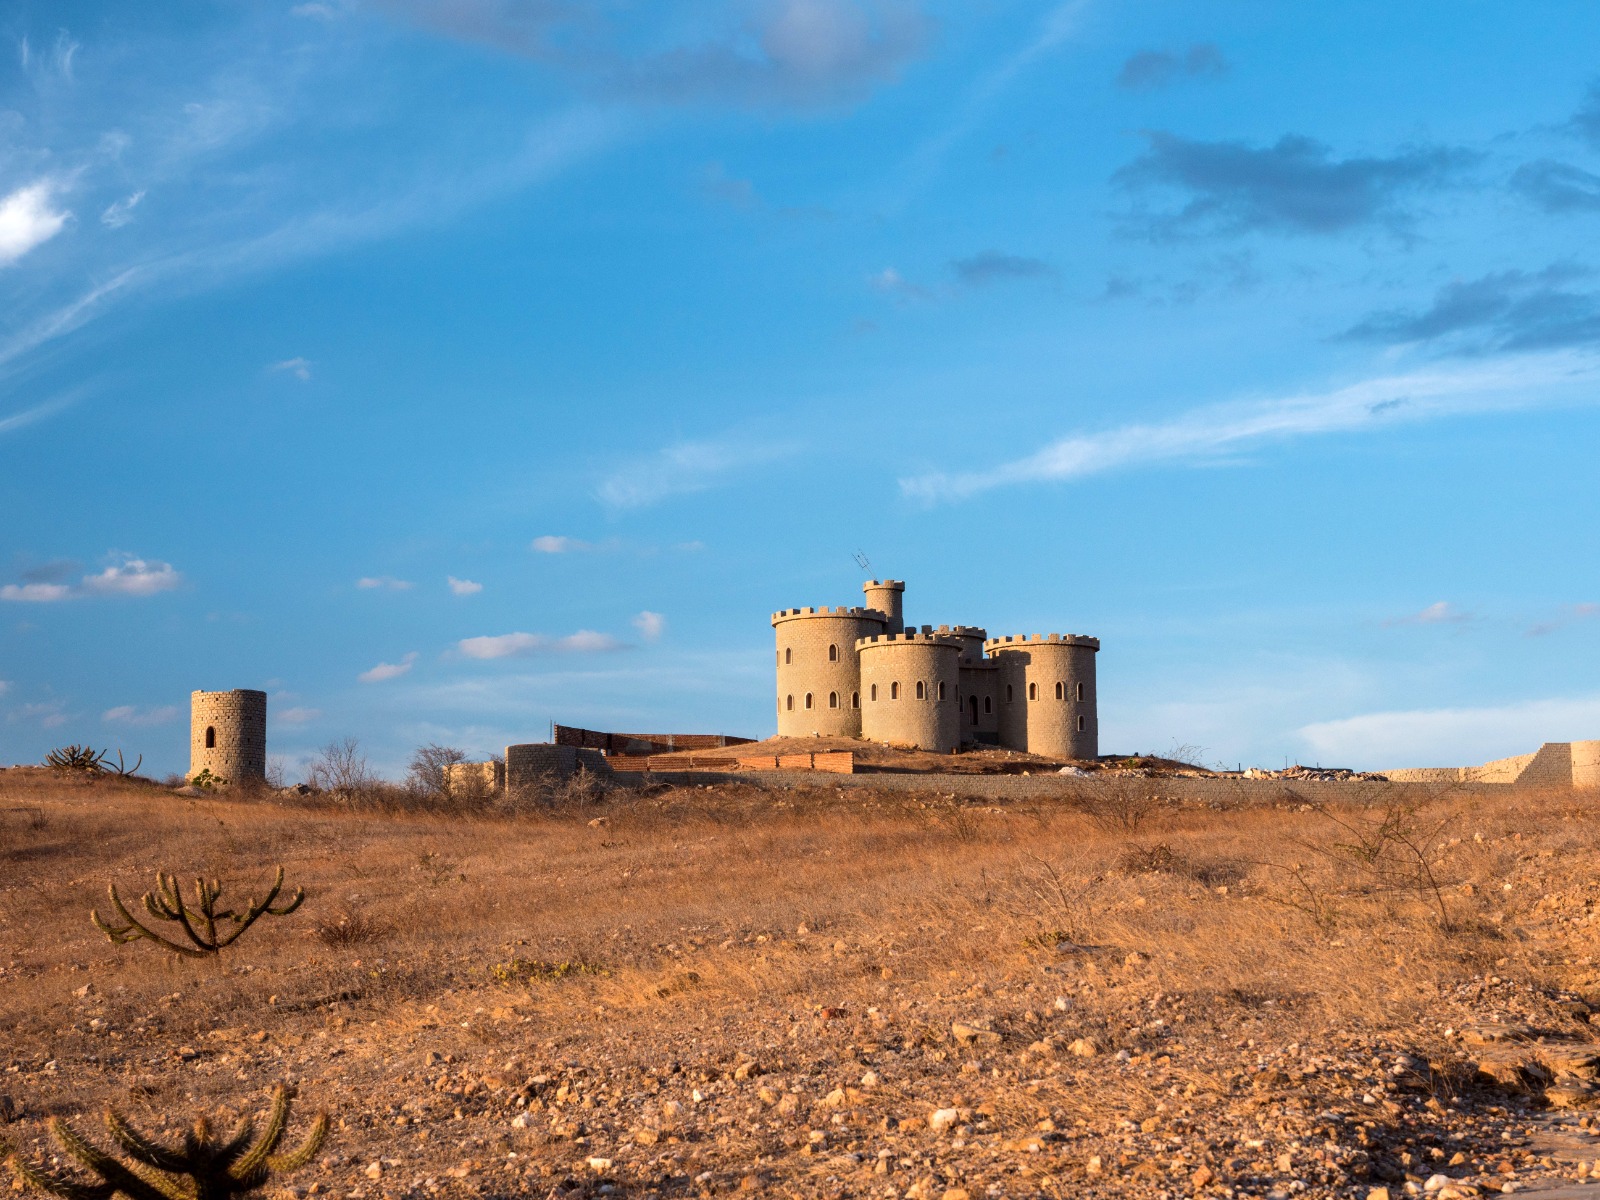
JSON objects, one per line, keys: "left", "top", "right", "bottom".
{"left": 191, "top": 768, "right": 227, "bottom": 790}
{"left": 92, "top": 866, "right": 305, "bottom": 957}
{"left": 0, "top": 1083, "right": 328, "bottom": 1200}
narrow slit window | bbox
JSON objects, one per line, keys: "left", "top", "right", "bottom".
{"left": 1077, "top": 715, "right": 1086, "bottom": 731}
{"left": 851, "top": 692, "right": 859, "bottom": 709}
{"left": 915, "top": 681, "right": 925, "bottom": 700}
{"left": 870, "top": 683, "right": 878, "bottom": 701}
{"left": 1076, "top": 682, "right": 1083, "bottom": 701}
{"left": 828, "top": 644, "right": 839, "bottom": 662}
{"left": 984, "top": 696, "right": 992, "bottom": 714}
{"left": 1028, "top": 682, "right": 1038, "bottom": 700}
{"left": 786, "top": 695, "right": 794, "bottom": 711}
{"left": 1055, "top": 682, "right": 1063, "bottom": 700}
{"left": 1005, "top": 685, "right": 1013, "bottom": 703}
{"left": 829, "top": 691, "right": 839, "bottom": 709}
{"left": 891, "top": 681, "right": 900, "bottom": 700}
{"left": 205, "top": 726, "right": 216, "bottom": 749}
{"left": 784, "top": 647, "right": 792, "bottom": 665}
{"left": 938, "top": 681, "right": 946, "bottom": 701}
{"left": 804, "top": 692, "right": 813, "bottom": 710}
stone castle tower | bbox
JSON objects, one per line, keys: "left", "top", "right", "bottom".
{"left": 190, "top": 689, "right": 267, "bottom": 782}
{"left": 772, "top": 580, "right": 1099, "bottom": 758}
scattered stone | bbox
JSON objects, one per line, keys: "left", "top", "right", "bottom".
{"left": 1069, "top": 1038, "right": 1100, "bottom": 1058}
{"left": 928, "top": 1108, "right": 960, "bottom": 1133}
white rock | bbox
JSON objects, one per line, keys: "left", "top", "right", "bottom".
{"left": 587, "top": 1157, "right": 613, "bottom": 1173}
{"left": 1424, "top": 1176, "right": 1451, "bottom": 1193}
{"left": 928, "top": 1108, "right": 960, "bottom": 1133}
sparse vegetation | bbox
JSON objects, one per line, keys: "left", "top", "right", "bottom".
{"left": 91, "top": 866, "right": 305, "bottom": 957}
{"left": 0, "top": 1084, "right": 327, "bottom": 1200}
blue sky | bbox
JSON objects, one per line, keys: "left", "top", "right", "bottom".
{"left": 4, "top": 1, "right": 1600, "bottom": 778}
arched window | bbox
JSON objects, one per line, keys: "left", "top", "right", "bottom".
{"left": 1028, "top": 682, "right": 1038, "bottom": 700}
{"left": 1077, "top": 715, "right": 1086, "bottom": 731}
{"left": 804, "top": 692, "right": 813, "bottom": 710}
{"left": 891, "top": 682, "right": 900, "bottom": 700}
{"left": 968, "top": 696, "right": 978, "bottom": 725}
{"left": 828, "top": 644, "right": 838, "bottom": 662}
{"left": 784, "top": 647, "right": 792, "bottom": 665}
{"left": 870, "top": 683, "right": 878, "bottom": 701}
{"left": 851, "top": 692, "right": 859, "bottom": 709}
{"left": 915, "top": 681, "right": 925, "bottom": 699}
{"left": 786, "top": 695, "right": 794, "bottom": 711}
{"left": 984, "top": 696, "right": 992, "bottom": 714}
{"left": 1055, "top": 681, "right": 1064, "bottom": 700}
{"left": 937, "top": 681, "right": 946, "bottom": 701}
{"left": 1076, "top": 682, "right": 1084, "bottom": 701}
{"left": 205, "top": 726, "right": 216, "bottom": 749}
{"left": 829, "top": 691, "right": 839, "bottom": 709}
{"left": 1005, "top": 685, "right": 1013, "bottom": 703}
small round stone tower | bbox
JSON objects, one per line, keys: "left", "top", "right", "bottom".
{"left": 986, "top": 634, "right": 1099, "bottom": 760}
{"left": 861, "top": 580, "right": 905, "bottom": 635}
{"left": 190, "top": 689, "right": 268, "bottom": 783}
{"left": 771, "top": 606, "right": 886, "bottom": 737}
{"left": 857, "top": 631, "right": 962, "bottom": 753}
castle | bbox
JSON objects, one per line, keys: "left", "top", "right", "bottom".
{"left": 190, "top": 689, "right": 268, "bottom": 782}
{"left": 772, "top": 579, "right": 1100, "bottom": 758}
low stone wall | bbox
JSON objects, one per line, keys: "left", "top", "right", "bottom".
{"left": 504, "top": 744, "right": 610, "bottom": 791}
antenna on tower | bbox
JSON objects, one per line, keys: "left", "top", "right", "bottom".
{"left": 852, "top": 550, "right": 872, "bottom": 573}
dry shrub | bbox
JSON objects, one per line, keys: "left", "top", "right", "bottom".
{"left": 1069, "top": 775, "right": 1171, "bottom": 832}
{"left": 314, "top": 910, "right": 390, "bottom": 947}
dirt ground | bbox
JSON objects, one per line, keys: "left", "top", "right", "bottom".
{"left": 4, "top": 768, "right": 1600, "bottom": 1200}
{"left": 642, "top": 735, "right": 1194, "bottom": 775}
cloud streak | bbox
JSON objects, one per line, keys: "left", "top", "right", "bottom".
{"left": 1117, "top": 44, "right": 1227, "bottom": 91}
{"left": 359, "top": 652, "right": 419, "bottom": 683}
{"left": 1382, "top": 601, "right": 1471, "bottom": 628}
{"left": 457, "top": 630, "right": 626, "bottom": 659}
{"left": 596, "top": 435, "right": 799, "bottom": 509}
{"left": 0, "top": 553, "right": 181, "bottom": 601}
{"left": 901, "top": 352, "right": 1600, "bottom": 503}
{"left": 1344, "top": 265, "right": 1600, "bottom": 353}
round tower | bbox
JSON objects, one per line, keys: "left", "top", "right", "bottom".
{"left": 772, "top": 607, "right": 886, "bottom": 736}
{"left": 857, "top": 632, "right": 961, "bottom": 753}
{"left": 190, "top": 689, "right": 268, "bottom": 783}
{"left": 862, "top": 580, "right": 905, "bottom": 635}
{"left": 985, "top": 634, "right": 1099, "bottom": 760}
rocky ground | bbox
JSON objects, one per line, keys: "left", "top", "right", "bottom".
{"left": 4, "top": 769, "right": 1600, "bottom": 1200}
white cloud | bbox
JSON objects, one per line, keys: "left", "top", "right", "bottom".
{"left": 359, "top": 652, "right": 418, "bottom": 683}
{"left": 82, "top": 555, "right": 181, "bottom": 597}
{"left": 0, "top": 582, "right": 72, "bottom": 602}
{"left": 1299, "top": 694, "right": 1600, "bottom": 771}
{"left": 8, "top": 701, "right": 68, "bottom": 728}
{"left": 276, "top": 706, "right": 322, "bottom": 725}
{"left": 1383, "top": 601, "right": 1471, "bottom": 628}
{"left": 1528, "top": 602, "right": 1600, "bottom": 637}
{"left": 272, "top": 356, "right": 312, "bottom": 381}
{"left": 597, "top": 436, "right": 799, "bottom": 510}
{"left": 357, "top": 576, "right": 414, "bottom": 590}
{"left": 902, "top": 352, "right": 1600, "bottom": 503}
{"left": 530, "top": 535, "right": 592, "bottom": 554}
{"left": 869, "top": 266, "right": 933, "bottom": 300}
{"left": 291, "top": 2, "right": 337, "bottom": 18}
{"left": 633, "top": 610, "right": 665, "bottom": 641}
{"left": 0, "top": 680, "right": 9, "bottom": 695}
{"left": 100, "top": 191, "right": 146, "bottom": 229}
{"left": 447, "top": 576, "right": 483, "bottom": 595}
{"left": 103, "top": 704, "right": 180, "bottom": 726}
{"left": 457, "top": 630, "right": 624, "bottom": 659}
{"left": 0, "top": 392, "right": 81, "bottom": 439}
{"left": 0, "top": 182, "right": 70, "bottom": 267}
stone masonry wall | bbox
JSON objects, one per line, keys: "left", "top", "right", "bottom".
{"left": 772, "top": 607, "right": 885, "bottom": 737}
{"left": 987, "top": 635, "right": 1099, "bottom": 759}
{"left": 857, "top": 634, "right": 961, "bottom": 753}
{"left": 189, "top": 689, "right": 267, "bottom": 782}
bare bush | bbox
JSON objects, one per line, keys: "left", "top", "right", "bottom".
{"left": 1070, "top": 775, "right": 1169, "bottom": 833}
{"left": 406, "top": 744, "right": 468, "bottom": 796}
{"left": 306, "top": 737, "right": 378, "bottom": 797}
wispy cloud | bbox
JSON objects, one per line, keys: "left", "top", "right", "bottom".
{"left": 632, "top": 610, "right": 666, "bottom": 641}
{"left": 1114, "top": 132, "right": 1475, "bottom": 238}
{"left": 8, "top": 700, "right": 69, "bottom": 728}
{"left": 0, "top": 182, "right": 70, "bottom": 267}
{"left": 359, "top": 652, "right": 418, "bottom": 683}
{"left": 1513, "top": 160, "right": 1600, "bottom": 215}
{"left": 530, "top": 535, "right": 594, "bottom": 554}
{"left": 82, "top": 555, "right": 181, "bottom": 597}
{"left": 1117, "top": 44, "right": 1228, "bottom": 91}
{"left": 1300, "top": 694, "right": 1600, "bottom": 770}
{"left": 357, "top": 576, "right": 414, "bottom": 590}
{"left": 447, "top": 576, "right": 483, "bottom": 595}
{"left": 950, "top": 249, "right": 1056, "bottom": 287}
{"left": 1528, "top": 602, "right": 1600, "bottom": 637}
{"left": 1343, "top": 264, "right": 1600, "bottom": 353}
{"left": 100, "top": 190, "right": 146, "bottom": 229}
{"left": 457, "top": 630, "right": 626, "bottom": 659}
{"left": 271, "top": 356, "right": 313, "bottom": 381}
{"left": 377, "top": 0, "right": 934, "bottom": 110}
{"left": 0, "top": 392, "right": 81, "bottom": 440}
{"left": 901, "top": 352, "right": 1600, "bottom": 504}
{"left": 1, "top": 552, "right": 181, "bottom": 601}
{"left": 1382, "top": 601, "right": 1471, "bottom": 628}
{"left": 103, "top": 704, "right": 181, "bottom": 726}
{"left": 276, "top": 706, "right": 322, "bottom": 724}
{"left": 597, "top": 435, "right": 799, "bottom": 509}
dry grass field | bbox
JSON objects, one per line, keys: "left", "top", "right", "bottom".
{"left": 5, "top": 768, "right": 1600, "bottom": 1200}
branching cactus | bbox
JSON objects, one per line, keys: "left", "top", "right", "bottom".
{"left": 91, "top": 866, "right": 305, "bottom": 957}
{"left": 0, "top": 1083, "right": 328, "bottom": 1200}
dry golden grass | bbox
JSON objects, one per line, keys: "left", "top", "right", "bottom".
{"left": 3, "top": 767, "right": 1600, "bottom": 1200}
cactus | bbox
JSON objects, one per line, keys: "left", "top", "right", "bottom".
{"left": 45, "top": 745, "right": 109, "bottom": 772}
{"left": 91, "top": 866, "right": 305, "bottom": 958}
{"left": 107, "top": 749, "right": 142, "bottom": 777}
{"left": 0, "top": 1083, "right": 328, "bottom": 1200}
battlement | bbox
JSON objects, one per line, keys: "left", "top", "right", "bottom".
{"left": 984, "top": 633, "right": 1100, "bottom": 651}
{"left": 862, "top": 579, "right": 905, "bottom": 592}
{"left": 855, "top": 632, "right": 962, "bottom": 650}
{"left": 930, "top": 624, "right": 986, "bottom": 638}
{"left": 958, "top": 655, "right": 999, "bottom": 668}
{"left": 772, "top": 605, "right": 888, "bottom": 625}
